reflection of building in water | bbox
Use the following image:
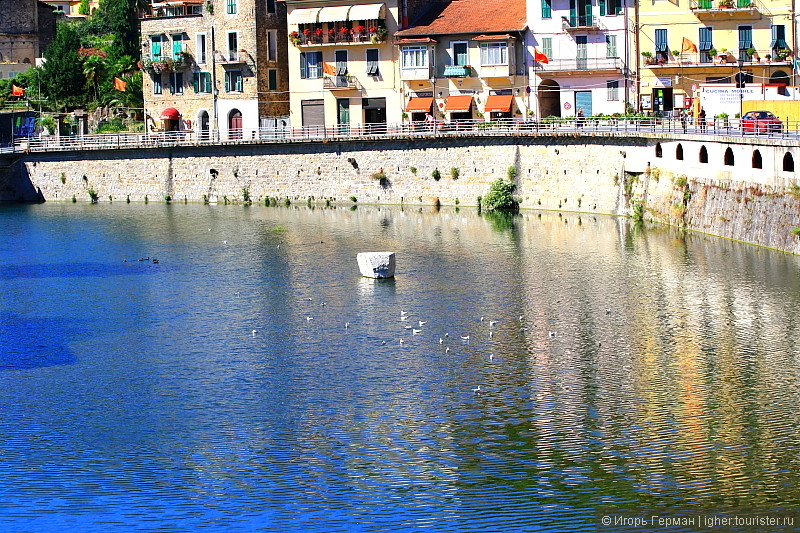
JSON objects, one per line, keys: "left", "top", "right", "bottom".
{"left": 0, "top": 0, "right": 58, "bottom": 80}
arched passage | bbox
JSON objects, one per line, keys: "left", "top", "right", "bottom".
{"left": 699, "top": 145, "right": 708, "bottom": 163}
{"left": 198, "top": 110, "right": 210, "bottom": 139}
{"left": 676, "top": 144, "right": 684, "bottom": 160}
{"left": 655, "top": 143, "right": 662, "bottom": 158}
{"left": 752, "top": 150, "right": 762, "bottom": 169}
{"left": 229, "top": 109, "right": 242, "bottom": 140}
{"left": 538, "top": 79, "right": 561, "bottom": 118}
{"left": 770, "top": 70, "right": 790, "bottom": 87}
{"left": 724, "top": 147, "right": 734, "bottom": 166}
{"left": 783, "top": 152, "right": 794, "bottom": 172}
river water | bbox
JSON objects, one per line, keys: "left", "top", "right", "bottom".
{"left": 1, "top": 203, "right": 799, "bottom": 532}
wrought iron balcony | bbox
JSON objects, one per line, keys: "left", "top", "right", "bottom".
{"left": 537, "top": 57, "right": 622, "bottom": 72}
{"left": 690, "top": 0, "right": 760, "bottom": 16}
{"left": 561, "top": 15, "right": 603, "bottom": 31}
{"left": 323, "top": 75, "right": 363, "bottom": 90}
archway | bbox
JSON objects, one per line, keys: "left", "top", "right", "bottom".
{"left": 770, "top": 70, "right": 790, "bottom": 87}
{"left": 752, "top": 150, "right": 762, "bottom": 169}
{"left": 699, "top": 146, "right": 708, "bottom": 163}
{"left": 198, "top": 110, "right": 210, "bottom": 140}
{"left": 676, "top": 144, "right": 684, "bottom": 160}
{"left": 655, "top": 143, "right": 662, "bottom": 158}
{"left": 229, "top": 109, "right": 242, "bottom": 140}
{"left": 724, "top": 147, "right": 734, "bottom": 166}
{"left": 538, "top": 79, "right": 561, "bottom": 118}
{"left": 783, "top": 152, "right": 794, "bottom": 172}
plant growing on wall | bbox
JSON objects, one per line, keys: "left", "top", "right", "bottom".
{"left": 482, "top": 178, "right": 519, "bottom": 211}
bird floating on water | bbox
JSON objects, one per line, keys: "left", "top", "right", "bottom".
{"left": 445, "top": 347, "right": 450, "bottom": 353}
{"left": 460, "top": 335, "right": 470, "bottom": 342}
{"left": 400, "top": 316, "right": 409, "bottom": 321}
{"left": 418, "top": 321, "right": 426, "bottom": 326}
{"left": 400, "top": 311, "right": 408, "bottom": 316}
{"left": 306, "top": 316, "right": 314, "bottom": 321}
{"left": 489, "top": 320, "right": 497, "bottom": 327}
{"left": 412, "top": 329, "right": 421, "bottom": 335}
{"left": 439, "top": 338, "right": 444, "bottom": 344}
{"left": 489, "top": 353, "right": 494, "bottom": 362}
{"left": 548, "top": 331, "right": 556, "bottom": 338}
{"left": 252, "top": 329, "right": 257, "bottom": 337}
{"left": 472, "top": 386, "right": 481, "bottom": 393}
{"left": 345, "top": 322, "right": 349, "bottom": 329}
{"left": 489, "top": 331, "right": 494, "bottom": 339}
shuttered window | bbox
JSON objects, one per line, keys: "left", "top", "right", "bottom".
{"left": 366, "top": 48, "right": 379, "bottom": 76}
{"left": 224, "top": 70, "right": 243, "bottom": 92}
{"left": 335, "top": 50, "right": 348, "bottom": 76}
{"left": 542, "top": 37, "right": 553, "bottom": 59}
{"left": 193, "top": 72, "right": 212, "bottom": 93}
{"left": 606, "top": 35, "right": 617, "bottom": 58}
{"left": 151, "top": 36, "right": 162, "bottom": 59}
{"left": 770, "top": 25, "right": 787, "bottom": 49}
{"left": 541, "top": 0, "right": 552, "bottom": 18}
{"left": 699, "top": 27, "right": 713, "bottom": 50}
{"left": 655, "top": 29, "right": 668, "bottom": 52}
{"left": 300, "top": 51, "right": 322, "bottom": 79}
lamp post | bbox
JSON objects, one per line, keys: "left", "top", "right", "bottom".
{"left": 736, "top": 57, "right": 745, "bottom": 120}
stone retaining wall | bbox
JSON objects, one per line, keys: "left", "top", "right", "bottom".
{"left": 4, "top": 133, "right": 800, "bottom": 255}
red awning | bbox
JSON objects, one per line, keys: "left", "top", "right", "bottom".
{"left": 406, "top": 97, "right": 434, "bottom": 113}
{"left": 160, "top": 107, "right": 181, "bottom": 120}
{"left": 484, "top": 94, "right": 513, "bottom": 113}
{"left": 445, "top": 95, "right": 473, "bottom": 113}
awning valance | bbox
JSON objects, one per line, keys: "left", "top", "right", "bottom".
{"left": 348, "top": 2, "right": 385, "bottom": 20}
{"left": 445, "top": 95, "right": 473, "bottom": 113}
{"left": 443, "top": 65, "right": 470, "bottom": 77}
{"left": 160, "top": 107, "right": 181, "bottom": 120}
{"left": 318, "top": 5, "right": 351, "bottom": 22}
{"left": 288, "top": 7, "right": 320, "bottom": 24}
{"left": 484, "top": 94, "right": 513, "bottom": 112}
{"left": 406, "top": 97, "right": 434, "bottom": 112}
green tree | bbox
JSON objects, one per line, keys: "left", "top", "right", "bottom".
{"left": 482, "top": 178, "right": 520, "bottom": 211}
{"left": 78, "top": 0, "right": 91, "bottom": 15}
{"left": 40, "top": 23, "right": 86, "bottom": 109}
{"left": 98, "top": 0, "right": 148, "bottom": 59}
{"left": 82, "top": 53, "right": 106, "bottom": 101}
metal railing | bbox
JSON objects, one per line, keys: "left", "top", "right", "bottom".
{"left": 538, "top": 57, "right": 623, "bottom": 71}
{"left": 3, "top": 116, "right": 798, "bottom": 154}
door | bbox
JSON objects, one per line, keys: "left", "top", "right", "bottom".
{"left": 337, "top": 98, "right": 350, "bottom": 135}
{"left": 575, "top": 90, "right": 592, "bottom": 117}
{"left": 199, "top": 111, "right": 209, "bottom": 139}
{"left": 301, "top": 99, "right": 324, "bottom": 133}
{"left": 576, "top": 36, "right": 588, "bottom": 70}
{"left": 363, "top": 98, "right": 386, "bottom": 133}
{"left": 229, "top": 109, "right": 242, "bottom": 139}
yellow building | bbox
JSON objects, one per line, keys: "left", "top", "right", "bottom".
{"left": 637, "top": 0, "right": 794, "bottom": 116}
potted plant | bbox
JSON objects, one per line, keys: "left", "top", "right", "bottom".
{"left": 370, "top": 27, "right": 388, "bottom": 44}
{"left": 765, "top": 53, "right": 771, "bottom": 61}
{"left": 718, "top": 0, "right": 733, "bottom": 7}
{"left": 776, "top": 48, "right": 791, "bottom": 61}
{"left": 289, "top": 31, "right": 301, "bottom": 45}
{"left": 641, "top": 51, "right": 656, "bottom": 65}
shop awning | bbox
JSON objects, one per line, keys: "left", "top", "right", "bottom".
{"left": 406, "top": 97, "right": 434, "bottom": 112}
{"left": 445, "top": 95, "right": 473, "bottom": 113}
{"left": 160, "top": 107, "right": 181, "bottom": 120}
{"left": 287, "top": 7, "right": 320, "bottom": 24}
{"left": 443, "top": 65, "right": 470, "bottom": 78}
{"left": 484, "top": 94, "right": 513, "bottom": 113}
{"left": 318, "top": 5, "right": 351, "bottom": 22}
{"left": 348, "top": 2, "right": 385, "bottom": 20}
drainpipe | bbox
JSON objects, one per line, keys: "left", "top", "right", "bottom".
{"left": 211, "top": 26, "right": 219, "bottom": 140}
{"left": 632, "top": 0, "right": 640, "bottom": 112}
{"left": 792, "top": 0, "right": 797, "bottom": 87}
{"left": 623, "top": 0, "right": 631, "bottom": 112}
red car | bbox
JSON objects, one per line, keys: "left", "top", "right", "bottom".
{"left": 741, "top": 110, "right": 783, "bottom": 133}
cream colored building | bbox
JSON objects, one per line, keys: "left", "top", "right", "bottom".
{"left": 638, "top": 0, "right": 795, "bottom": 116}
{"left": 140, "top": 0, "right": 289, "bottom": 139}
{"left": 285, "top": 1, "right": 400, "bottom": 129}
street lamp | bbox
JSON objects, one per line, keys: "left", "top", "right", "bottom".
{"left": 736, "top": 57, "right": 745, "bottom": 120}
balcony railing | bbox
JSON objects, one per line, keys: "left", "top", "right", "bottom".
{"left": 142, "top": 1, "right": 203, "bottom": 18}
{"left": 400, "top": 66, "right": 434, "bottom": 81}
{"left": 217, "top": 50, "right": 248, "bottom": 64}
{"left": 643, "top": 49, "right": 791, "bottom": 67}
{"left": 562, "top": 15, "right": 603, "bottom": 30}
{"left": 690, "top": 0, "right": 760, "bottom": 15}
{"left": 537, "top": 57, "right": 622, "bottom": 72}
{"left": 291, "top": 30, "right": 388, "bottom": 46}
{"left": 322, "top": 75, "right": 363, "bottom": 90}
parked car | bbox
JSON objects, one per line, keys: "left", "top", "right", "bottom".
{"left": 741, "top": 110, "right": 783, "bottom": 133}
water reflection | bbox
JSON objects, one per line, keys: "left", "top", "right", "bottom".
{"left": 0, "top": 203, "right": 799, "bottom": 531}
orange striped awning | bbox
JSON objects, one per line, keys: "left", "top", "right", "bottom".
{"left": 406, "top": 97, "right": 434, "bottom": 113}
{"left": 445, "top": 95, "right": 473, "bottom": 113}
{"left": 484, "top": 94, "right": 513, "bottom": 113}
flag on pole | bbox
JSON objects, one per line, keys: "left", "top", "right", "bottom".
{"left": 534, "top": 48, "right": 549, "bottom": 64}
{"left": 11, "top": 84, "right": 25, "bottom": 97}
{"left": 322, "top": 62, "right": 336, "bottom": 75}
{"left": 681, "top": 37, "right": 698, "bottom": 53}
{"left": 113, "top": 77, "right": 128, "bottom": 91}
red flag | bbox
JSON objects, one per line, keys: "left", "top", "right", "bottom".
{"left": 11, "top": 84, "right": 25, "bottom": 97}
{"left": 113, "top": 77, "right": 127, "bottom": 91}
{"left": 534, "top": 48, "right": 549, "bottom": 64}
{"left": 322, "top": 62, "right": 336, "bottom": 76}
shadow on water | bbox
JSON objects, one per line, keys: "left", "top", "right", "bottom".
{"left": 0, "top": 313, "right": 77, "bottom": 370}
{"left": 0, "top": 261, "right": 160, "bottom": 280}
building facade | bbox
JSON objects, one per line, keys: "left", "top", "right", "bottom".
{"left": 637, "top": 0, "right": 795, "bottom": 116}
{"left": 395, "top": 0, "right": 528, "bottom": 122}
{"left": 140, "top": 0, "right": 289, "bottom": 138}
{"left": 0, "top": 0, "right": 58, "bottom": 80}
{"left": 526, "top": 0, "right": 634, "bottom": 118}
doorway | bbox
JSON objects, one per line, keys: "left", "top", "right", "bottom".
{"left": 338, "top": 98, "right": 350, "bottom": 135}
{"left": 198, "top": 111, "right": 209, "bottom": 140}
{"left": 229, "top": 109, "right": 242, "bottom": 139}
{"left": 575, "top": 90, "right": 592, "bottom": 117}
{"left": 652, "top": 88, "right": 673, "bottom": 114}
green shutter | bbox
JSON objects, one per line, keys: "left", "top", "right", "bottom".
{"left": 204, "top": 73, "right": 212, "bottom": 93}
{"left": 236, "top": 72, "right": 243, "bottom": 92}
{"left": 193, "top": 72, "right": 200, "bottom": 92}
{"left": 599, "top": 0, "right": 606, "bottom": 16}
{"left": 541, "top": 0, "right": 552, "bottom": 18}
{"left": 268, "top": 69, "right": 277, "bottom": 90}
{"left": 172, "top": 36, "right": 182, "bottom": 59}
{"left": 300, "top": 53, "right": 308, "bottom": 79}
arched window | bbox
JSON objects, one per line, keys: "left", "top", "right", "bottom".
{"left": 783, "top": 152, "right": 795, "bottom": 172}
{"left": 699, "top": 145, "right": 708, "bottom": 163}
{"left": 676, "top": 144, "right": 684, "bottom": 160}
{"left": 752, "top": 150, "right": 762, "bottom": 169}
{"left": 724, "top": 147, "right": 734, "bottom": 166}
{"left": 655, "top": 142, "right": 663, "bottom": 158}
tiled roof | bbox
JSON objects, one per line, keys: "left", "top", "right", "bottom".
{"left": 396, "top": 0, "right": 526, "bottom": 37}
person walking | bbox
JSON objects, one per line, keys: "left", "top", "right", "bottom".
{"left": 680, "top": 109, "right": 688, "bottom": 133}
{"left": 698, "top": 108, "right": 707, "bottom": 133}
{"left": 576, "top": 108, "right": 585, "bottom": 129}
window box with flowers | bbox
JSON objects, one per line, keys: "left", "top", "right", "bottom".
{"left": 337, "top": 26, "right": 351, "bottom": 42}
{"left": 370, "top": 26, "right": 388, "bottom": 44}
{"left": 353, "top": 25, "right": 367, "bottom": 41}
{"left": 289, "top": 31, "right": 302, "bottom": 46}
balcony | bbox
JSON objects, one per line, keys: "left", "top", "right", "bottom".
{"left": 538, "top": 57, "right": 623, "bottom": 72}
{"left": 643, "top": 49, "right": 791, "bottom": 67}
{"left": 400, "top": 66, "right": 434, "bottom": 81}
{"left": 323, "top": 75, "right": 363, "bottom": 91}
{"left": 140, "top": 51, "right": 194, "bottom": 73}
{"left": 290, "top": 27, "right": 389, "bottom": 47}
{"left": 561, "top": 15, "right": 603, "bottom": 31}
{"left": 477, "top": 64, "right": 514, "bottom": 78}
{"left": 443, "top": 65, "right": 471, "bottom": 78}
{"left": 142, "top": 0, "right": 203, "bottom": 18}
{"left": 690, "top": 0, "right": 760, "bottom": 17}
{"left": 217, "top": 50, "right": 248, "bottom": 65}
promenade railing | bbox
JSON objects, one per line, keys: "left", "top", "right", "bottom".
{"left": 2, "top": 116, "right": 798, "bottom": 154}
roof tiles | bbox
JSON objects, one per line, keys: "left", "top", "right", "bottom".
{"left": 396, "top": 0, "right": 526, "bottom": 37}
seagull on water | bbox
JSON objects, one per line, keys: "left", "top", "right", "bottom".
{"left": 381, "top": 340, "right": 386, "bottom": 345}
{"left": 489, "top": 353, "right": 494, "bottom": 362}
{"left": 400, "top": 310, "right": 408, "bottom": 316}
{"left": 439, "top": 338, "right": 444, "bottom": 344}
{"left": 472, "top": 386, "right": 481, "bottom": 393}
{"left": 404, "top": 325, "right": 413, "bottom": 330}
{"left": 445, "top": 347, "right": 450, "bottom": 353}
{"left": 489, "top": 320, "right": 497, "bottom": 328}
{"left": 489, "top": 331, "right": 494, "bottom": 339}
{"left": 306, "top": 316, "right": 314, "bottom": 321}
{"left": 400, "top": 316, "right": 409, "bottom": 321}
{"left": 412, "top": 329, "right": 421, "bottom": 335}
{"left": 418, "top": 321, "right": 426, "bottom": 326}
{"left": 345, "top": 322, "right": 349, "bottom": 329}
{"left": 400, "top": 339, "right": 404, "bottom": 345}
{"left": 548, "top": 331, "right": 556, "bottom": 338}
{"left": 460, "top": 335, "right": 470, "bottom": 342}
{"left": 252, "top": 329, "right": 257, "bottom": 337}
{"left": 235, "top": 291, "right": 240, "bottom": 297}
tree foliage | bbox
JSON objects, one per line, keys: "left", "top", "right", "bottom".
{"left": 482, "top": 178, "right": 520, "bottom": 211}
{"left": 40, "top": 22, "right": 86, "bottom": 109}
{"left": 97, "top": 0, "right": 146, "bottom": 59}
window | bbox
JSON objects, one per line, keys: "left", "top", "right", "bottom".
{"left": 268, "top": 69, "right": 277, "bottom": 90}
{"left": 724, "top": 147, "right": 734, "bottom": 166}
{"left": 226, "top": 0, "right": 237, "bottom": 14}
{"left": 172, "top": 34, "right": 183, "bottom": 59}
{"left": 267, "top": 30, "right": 277, "bottom": 61}
{"left": 606, "top": 35, "right": 617, "bottom": 58}
{"left": 300, "top": 51, "right": 322, "bottom": 79}
{"left": 452, "top": 42, "right": 468, "bottom": 66}
{"left": 738, "top": 26, "right": 752, "bottom": 61}
{"left": 541, "top": 0, "right": 552, "bottom": 18}
{"left": 783, "top": 152, "right": 794, "bottom": 172}
{"left": 401, "top": 46, "right": 428, "bottom": 68}
{"left": 153, "top": 73, "right": 162, "bottom": 95}
{"left": 335, "top": 50, "right": 348, "bottom": 76}
{"left": 366, "top": 48, "right": 379, "bottom": 76}
{"left": 225, "top": 70, "right": 243, "bottom": 92}
{"left": 699, "top": 27, "right": 713, "bottom": 63}
{"left": 655, "top": 29, "right": 668, "bottom": 62}
{"left": 267, "top": 0, "right": 275, "bottom": 13}
{"left": 170, "top": 72, "right": 184, "bottom": 94}
{"left": 542, "top": 37, "right": 552, "bottom": 59}
{"left": 607, "top": 80, "right": 619, "bottom": 101}
{"left": 480, "top": 42, "right": 508, "bottom": 66}
{"left": 770, "top": 25, "right": 787, "bottom": 53}
{"left": 227, "top": 32, "right": 238, "bottom": 61}
{"left": 196, "top": 33, "right": 207, "bottom": 64}
{"left": 600, "top": 0, "right": 622, "bottom": 15}
{"left": 193, "top": 72, "right": 212, "bottom": 93}
{"left": 151, "top": 35, "right": 164, "bottom": 59}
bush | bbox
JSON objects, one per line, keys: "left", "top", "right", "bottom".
{"left": 432, "top": 169, "right": 441, "bottom": 181}
{"left": 482, "top": 178, "right": 519, "bottom": 211}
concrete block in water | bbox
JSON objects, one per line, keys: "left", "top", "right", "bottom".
{"left": 357, "top": 252, "right": 395, "bottom": 278}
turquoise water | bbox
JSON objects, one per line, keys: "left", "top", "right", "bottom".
{"left": 1, "top": 203, "right": 799, "bottom": 532}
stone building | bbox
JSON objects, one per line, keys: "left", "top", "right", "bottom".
{"left": 139, "top": 0, "right": 289, "bottom": 139}
{"left": 0, "top": 0, "right": 58, "bottom": 80}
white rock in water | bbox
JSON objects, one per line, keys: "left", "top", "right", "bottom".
{"left": 357, "top": 252, "right": 396, "bottom": 279}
